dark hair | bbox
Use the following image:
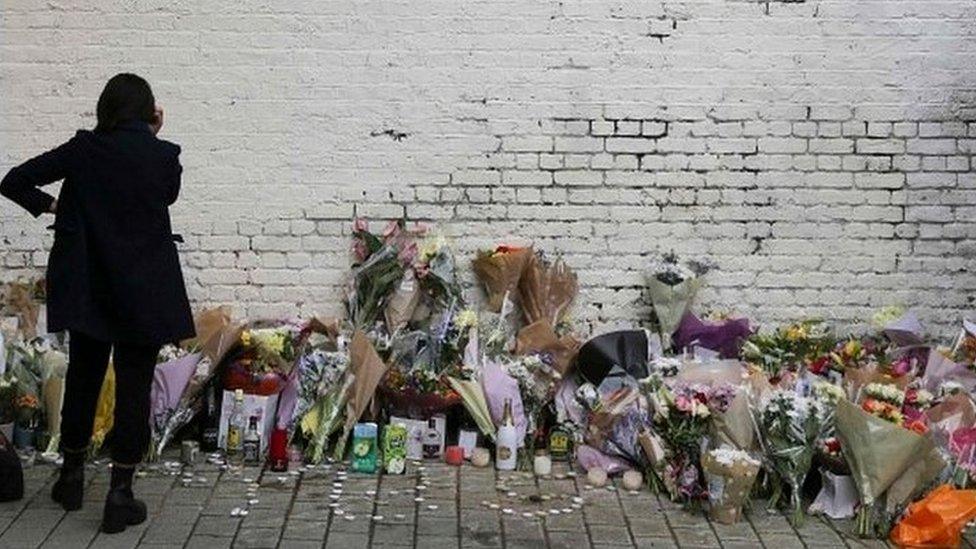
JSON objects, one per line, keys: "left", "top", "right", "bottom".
{"left": 94, "top": 73, "right": 155, "bottom": 133}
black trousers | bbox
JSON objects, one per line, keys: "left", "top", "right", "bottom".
{"left": 60, "top": 331, "right": 160, "bottom": 464}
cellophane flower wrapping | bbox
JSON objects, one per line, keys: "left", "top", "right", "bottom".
{"left": 147, "top": 346, "right": 204, "bottom": 461}
{"left": 286, "top": 336, "right": 348, "bottom": 437}
{"left": 756, "top": 389, "right": 826, "bottom": 526}
{"left": 645, "top": 253, "right": 711, "bottom": 346}
{"left": 644, "top": 381, "right": 736, "bottom": 504}
{"left": 835, "top": 398, "right": 941, "bottom": 537}
{"left": 501, "top": 352, "right": 561, "bottom": 469}
{"left": 702, "top": 446, "right": 761, "bottom": 524}
{"left": 578, "top": 376, "right": 649, "bottom": 468}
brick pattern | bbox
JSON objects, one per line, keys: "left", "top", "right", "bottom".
{"left": 1, "top": 2, "right": 974, "bottom": 335}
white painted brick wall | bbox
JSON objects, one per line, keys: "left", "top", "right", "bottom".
{"left": 1, "top": 1, "right": 975, "bottom": 335}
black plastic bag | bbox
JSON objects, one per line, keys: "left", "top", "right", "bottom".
{"left": 576, "top": 330, "right": 650, "bottom": 385}
{"left": 0, "top": 431, "right": 23, "bottom": 502}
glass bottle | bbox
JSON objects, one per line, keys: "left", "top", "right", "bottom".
{"left": 422, "top": 418, "right": 440, "bottom": 459}
{"left": 225, "top": 389, "right": 245, "bottom": 461}
{"left": 242, "top": 415, "right": 261, "bottom": 465}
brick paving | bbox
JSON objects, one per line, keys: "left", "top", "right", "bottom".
{"left": 1, "top": 457, "right": 972, "bottom": 549}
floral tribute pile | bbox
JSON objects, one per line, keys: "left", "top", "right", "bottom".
{"left": 3, "top": 218, "right": 976, "bottom": 546}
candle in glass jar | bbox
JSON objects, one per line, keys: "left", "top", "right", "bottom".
{"left": 533, "top": 452, "right": 552, "bottom": 476}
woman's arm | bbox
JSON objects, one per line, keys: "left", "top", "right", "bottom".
{"left": 0, "top": 140, "right": 74, "bottom": 217}
{"left": 165, "top": 144, "right": 182, "bottom": 206}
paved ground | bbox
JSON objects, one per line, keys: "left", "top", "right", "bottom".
{"left": 0, "top": 456, "right": 971, "bottom": 549}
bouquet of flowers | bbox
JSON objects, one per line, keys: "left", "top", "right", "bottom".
{"left": 741, "top": 320, "right": 834, "bottom": 380}
{"left": 755, "top": 389, "right": 827, "bottom": 525}
{"left": 472, "top": 245, "right": 532, "bottom": 312}
{"left": 502, "top": 352, "right": 562, "bottom": 468}
{"left": 147, "top": 344, "right": 207, "bottom": 461}
{"left": 14, "top": 393, "right": 39, "bottom": 428}
{"left": 701, "top": 446, "right": 762, "bottom": 524}
{"left": 836, "top": 398, "right": 943, "bottom": 537}
{"left": 414, "top": 233, "right": 463, "bottom": 307}
{"left": 223, "top": 324, "right": 301, "bottom": 396}
{"left": 645, "top": 252, "right": 711, "bottom": 346}
{"left": 644, "top": 381, "right": 736, "bottom": 504}
{"left": 348, "top": 218, "right": 421, "bottom": 330}
{"left": 286, "top": 341, "right": 348, "bottom": 435}
{"left": 380, "top": 305, "right": 476, "bottom": 417}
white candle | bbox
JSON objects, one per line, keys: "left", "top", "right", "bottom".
{"left": 587, "top": 467, "right": 608, "bottom": 487}
{"left": 533, "top": 454, "right": 552, "bottom": 476}
{"left": 471, "top": 447, "right": 490, "bottom": 468}
{"left": 622, "top": 470, "right": 643, "bottom": 491}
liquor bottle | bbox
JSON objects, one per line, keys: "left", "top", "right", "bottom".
{"left": 549, "top": 423, "right": 571, "bottom": 462}
{"left": 200, "top": 384, "right": 220, "bottom": 452}
{"left": 242, "top": 415, "right": 261, "bottom": 465}
{"left": 225, "top": 389, "right": 245, "bottom": 462}
{"left": 495, "top": 399, "right": 517, "bottom": 471}
{"left": 422, "top": 418, "right": 440, "bottom": 459}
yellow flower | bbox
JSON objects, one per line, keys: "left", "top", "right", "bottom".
{"left": 785, "top": 323, "right": 808, "bottom": 342}
{"left": 241, "top": 330, "right": 252, "bottom": 347}
{"left": 455, "top": 309, "right": 478, "bottom": 329}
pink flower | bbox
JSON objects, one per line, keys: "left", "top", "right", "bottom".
{"left": 352, "top": 240, "right": 369, "bottom": 263}
{"left": 891, "top": 358, "right": 911, "bottom": 377}
{"left": 399, "top": 241, "right": 418, "bottom": 266}
{"left": 382, "top": 220, "right": 401, "bottom": 239}
{"left": 674, "top": 395, "right": 692, "bottom": 413}
{"left": 353, "top": 217, "right": 369, "bottom": 233}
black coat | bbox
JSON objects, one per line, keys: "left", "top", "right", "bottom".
{"left": 0, "top": 120, "right": 195, "bottom": 345}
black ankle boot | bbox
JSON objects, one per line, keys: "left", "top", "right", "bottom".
{"left": 51, "top": 450, "right": 85, "bottom": 511}
{"left": 101, "top": 465, "right": 147, "bottom": 534}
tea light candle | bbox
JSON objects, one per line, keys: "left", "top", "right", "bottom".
{"left": 471, "top": 447, "right": 491, "bottom": 468}
{"left": 586, "top": 467, "right": 608, "bottom": 487}
{"left": 622, "top": 470, "right": 643, "bottom": 491}
{"left": 533, "top": 453, "right": 552, "bottom": 476}
{"left": 445, "top": 446, "right": 464, "bottom": 466}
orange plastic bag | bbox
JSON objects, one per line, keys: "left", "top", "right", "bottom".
{"left": 890, "top": 485, "right": 976, "bottom": 548}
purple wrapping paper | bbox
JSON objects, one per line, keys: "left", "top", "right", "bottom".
{"left": 276, "top": 367, "right": 300, "bottom": 429}
{"left": 481, "top": 358, "right": 527, "bottom": 444}
{"left": 672, "top": 313, "right": 752, "bottom": 359}
{"left": 576, "top": 444, "right": 632, "bottom": 475}
{"left": 149, "top": 353, "right": 202, "bottom": 427}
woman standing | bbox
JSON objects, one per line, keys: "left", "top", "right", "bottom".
{"left": 0, "top": 73, "right": 194, "bottom": 533}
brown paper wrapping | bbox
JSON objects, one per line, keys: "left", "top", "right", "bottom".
{"left": 3, "top": 281, "right": 40, "bottom": 339}
{"left": 334, "top": 331, "right": 389, "bottom": 459}
{"left": 710, "top": 391, "right": 756, "bottom": 452}
{"left": 472, "top": 247, "right": 532, "bottom": 312}
{"left": 514, "top": 320, "right": 580, "bottom": 377}
{"left": 638, "top": 429, "right": 667, "bottom": 466}
{"left": 182, "top": 306, "right": 244, "bottom": 367}
{"left": 384, "top": 270, "right": 421, "bottom": 333}
{"left": 518, "top": 253, "right": 578, "bottom": 326}
{"left": 701, "top": 451, "right": 761, "bottom": 524}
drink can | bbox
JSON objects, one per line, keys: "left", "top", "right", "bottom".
{"left": 181, "top": 440, "right": 199, "bottom": 465}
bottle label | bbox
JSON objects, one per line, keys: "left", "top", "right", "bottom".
{"left": 243, "top": 441, "right": 260, "bottom": 464}
{"left": 227, "top": 427, "right": 241, "bottom": 450}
